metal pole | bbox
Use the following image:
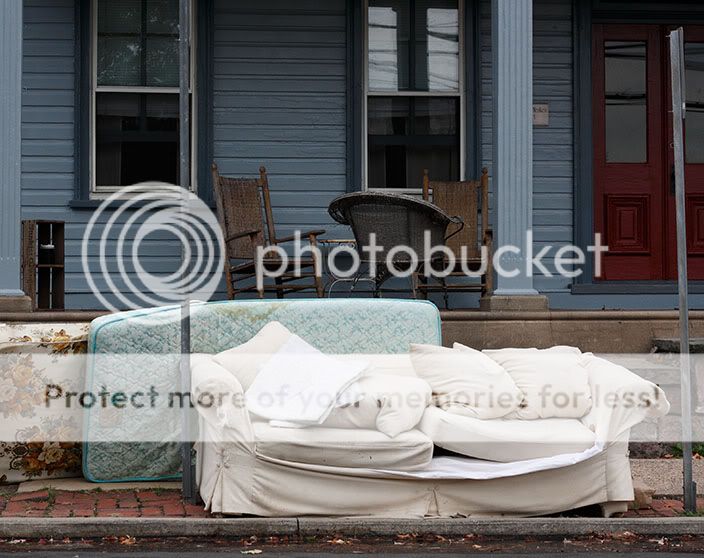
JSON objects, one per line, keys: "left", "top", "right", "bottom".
{"left": 669, "top": 27, "right": 697, "bottom": 513}
{"left": 178, "top": 0, "right": 195, "bottom": 503}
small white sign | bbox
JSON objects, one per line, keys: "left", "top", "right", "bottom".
{"left": 533, "top": 104, "right": 549, "bottom": 126}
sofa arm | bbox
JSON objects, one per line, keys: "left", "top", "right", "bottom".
{"left": 190, "top": 354, "right": 253, "bottom": 438}
{"left": 580, "top": 354, "right": 669, "bottom": 444}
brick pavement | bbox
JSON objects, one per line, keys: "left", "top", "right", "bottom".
{"left": 0, "top": 488, "right": 702, "bottom": 518}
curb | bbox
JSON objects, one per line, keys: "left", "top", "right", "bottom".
{"left": 1, "top": 517, "right": 704, "bottom": 539}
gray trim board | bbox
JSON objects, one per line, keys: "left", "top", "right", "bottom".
{"left": 465, "top": 0, "right": 481, "bottom": 180}
{"left": 572, "top": 0, "right": 593, "bottom": 284}
{"left": 0, "top": 0, "right": 24, "bottom": 295}
{"left": 572, "top": 282, "right": 704, "bottom": 295}
{"left": 196, "top": 0, "right": 213, "bottom": 203}
{"left": 75, "top": 0, "right": 91, "bottom": 201}
{"left": 345, "top": 0, "right": 364, "bottom": 193}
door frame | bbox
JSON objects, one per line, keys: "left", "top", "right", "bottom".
{"left": 571, "top": 0, "right": 704, "bottom": 293}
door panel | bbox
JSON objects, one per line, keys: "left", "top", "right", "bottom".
{"left": 593, "top": 25, "right": 664, "bottom": 280}
{"left": 594, "top": 24, "right": 704, "bottom": 281}
{"left": 665, "top": 26, "right": 704, "bottom": 279}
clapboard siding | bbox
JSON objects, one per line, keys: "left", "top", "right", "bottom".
{"left": 19, "top": 0, "right": 596, "bottom": 310}
{"left": 211, "top": 0, "right": 349, "bottom": 240}
{"left": 21, "top": 0, "right": 188, "bottom": 308}
{"left": 481, "top": 0, "right": 574, "bottom": 293}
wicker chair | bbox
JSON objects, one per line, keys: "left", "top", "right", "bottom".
{"left": 328, "top": 191, "right": 459, "bottom": 296}
{"left": 211, "top": 163, "right": 325, "bottom": 298}
{"left": 417, "top": 168, "right": 494, "bottom": 306}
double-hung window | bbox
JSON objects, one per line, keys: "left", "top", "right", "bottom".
{"left": 365, "top": 0, "right": 463, "bottom": 191}
{"left": 91, "top": 0, "right": 194, "bottom": 193}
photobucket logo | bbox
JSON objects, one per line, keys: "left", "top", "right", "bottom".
{"left": 256, "top": 231, "right": 608, "bottom": 288}
{"left": 81, "top": 185, "right": 225, "bottom": 312}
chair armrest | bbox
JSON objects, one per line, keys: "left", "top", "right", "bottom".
{"left": 444, "top": 216, "right": 465, "bottom": 242}
{"left": 225, "top": 229, "right": 260, "bottom": 244}
{"left": 580, "top": 354, "right": 669, "bottom": 444}
{"left": 190, "top": 354, "right": 253, "bottom": 440}
{"left": 274, "top": 230, "right": 326, "bottom": 244}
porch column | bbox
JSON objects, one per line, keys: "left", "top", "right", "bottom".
{"left": 481, "top": 0, "right": 548, "bottom": 311}
{"left": 0, "top": 1, "right": 30, "bottom": 312}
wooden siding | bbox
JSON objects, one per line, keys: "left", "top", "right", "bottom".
{"left": 210, "top": 0, "right": 349, "bottom": 240}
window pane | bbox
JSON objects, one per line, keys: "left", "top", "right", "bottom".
{"left": 604, "top": 41, "right": 647, "bottom": 162}
{"left": 97, "top": 37, "right": 143, "bottom": 86}
{"left": 95, "top": 92, "right": 181, "bottom": 186}
{"left": 685, "top": 42, "right": 704, "bottom": 164}
{"left": 368, "top": 0, "right": 458, "bottom": 92}
{"left": 98, "top": 0, "right": 141, "bottom": 34}
{"left": 368, "top": 1, "right": 410, "bottom": 91}
{"left": 146, "top": 36, "right": 179, "bottom": 86}
{"left": 415, "top": 0, "right": 459, "bottom": 91}
{"left": 146, "top": 0, "right": 179, "bottom": 34}
{"left": 96, "top": 0, "right": 180, "bottom": 87}
{"left": 367, "top": 96, "right": 459, "bottom": 189}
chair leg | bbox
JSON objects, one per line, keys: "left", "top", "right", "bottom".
{"left": 441, "top": 277, "right": 450, "bottom": 309}
{"left": 410, "top": 272, "right": 419, "bottom": 299}
{"left": 225, "top": 266, "right": 235, "bottom": 300}
{"left": 314, "top": 271, "right": 324, "bottom": 298}
{"left": 274, "top": 277, "right": 284, "bottom": 299}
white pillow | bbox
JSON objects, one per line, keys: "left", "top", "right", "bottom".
{"left": 213, "top": 321, "right": 293, "bottom": 390}
{"left": 482, "top": 348, "right": 592, "bottom": 419}
{"left": 410, "top": 343, "right": 523, "bottom": 420}
{"left": 321, "top": 374, "right": 432, "bottom": 438}
{"left": 245, "top": 334, "right": 368, "bottom": 425}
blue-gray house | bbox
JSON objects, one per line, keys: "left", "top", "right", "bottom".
{"left": 2, "top": 0, "right": 704, "bottom": 314}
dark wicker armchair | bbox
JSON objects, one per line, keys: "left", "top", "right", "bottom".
{"left": 328, "top": 191, "right": 460, "bottom": 296}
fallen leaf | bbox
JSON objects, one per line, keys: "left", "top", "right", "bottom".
{"left": 119, "top": 535, "right": 136, "bottom": 546}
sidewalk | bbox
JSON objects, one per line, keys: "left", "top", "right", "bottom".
{"left": 1, "top": 486, "right": 703, "bottom": 520}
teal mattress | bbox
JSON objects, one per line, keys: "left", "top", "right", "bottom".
{"left": 83, "top": 299, "right": 441, "bottom": 482}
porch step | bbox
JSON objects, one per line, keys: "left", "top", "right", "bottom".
{"left": 652, "top": 338, "right": 704, "bottom": 353}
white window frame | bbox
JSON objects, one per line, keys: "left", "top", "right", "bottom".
{"left": 90, "top": 0, "right": 197, "bottom": 196}
{"left": 363, "top": 0, "right": 465, "bottom": 193}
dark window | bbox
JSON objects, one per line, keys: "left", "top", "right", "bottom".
{"left": 367, "top": 96, "right": 459, "bottom": 189}
{"left": 366, "top": 0, "right": 461, "bottom": 190}
{"left": 94, "top": 0, "right": 191, "bottom": 190}
{"left": 604, "top": 40, "right": 647, "bottom": 163}
{"left": 685, "top": 42, "right": 704, "bottom": 164}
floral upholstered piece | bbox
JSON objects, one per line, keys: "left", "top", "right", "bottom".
{"left": 84, "top": 299, "right": 441, "bottom": 482}
{"left": 0, "top": 324, "right": 88, "bottom": 484}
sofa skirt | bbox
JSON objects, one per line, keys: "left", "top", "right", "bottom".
{"left": 195, "top": 423, "right": 633, "bottom": 518}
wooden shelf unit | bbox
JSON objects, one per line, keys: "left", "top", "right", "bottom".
{"left": 21, "top": 220, "right": 65, "bottom": 310}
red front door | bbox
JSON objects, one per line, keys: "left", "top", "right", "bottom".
{"left": 593, "top": 24, "right": 704, "bottom": 281}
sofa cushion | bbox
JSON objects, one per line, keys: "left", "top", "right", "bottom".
{"left": 321, "top": 374, "right": 432, "bottom": 437}
{"left": 418, "top": 406, "right": 596, "bottom": 462}
{"left": 481, "top": 348, "right": 592, "bottom": 419}
{"left": 213, "top": 321, "right": 293, "bottom": 390}
{"left": 410, "top": 343, "right": 523, "bottom": 419}
{"left": 253, "top": 423, "right": 434, "bottom": 470}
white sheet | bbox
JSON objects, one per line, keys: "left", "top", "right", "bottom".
{"left": 256, "top": 442, "right": 606, "bottom": 481}
{"left": 245, "top": 335, "right": 368, "bottom": 425}
{"left": 375, "top": 442, "right": 605, "bottom": 479}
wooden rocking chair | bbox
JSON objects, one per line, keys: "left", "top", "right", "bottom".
{"left": 211, "top": 163, "right": 325, "bottom": 299}
{"left": 416, "top": 168, "right": 494, "bottom": 307}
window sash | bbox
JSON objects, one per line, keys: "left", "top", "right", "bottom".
{"left": 363, "top": 0, "right": 465, "bottom": 192}
{"left": 90, "top": 0, "right": 196, "bottom": 195}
